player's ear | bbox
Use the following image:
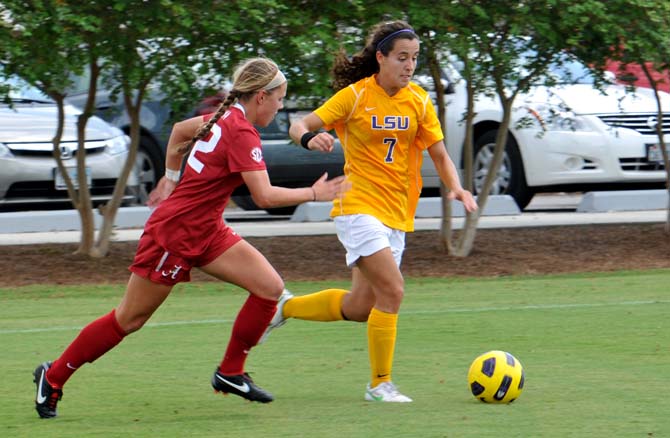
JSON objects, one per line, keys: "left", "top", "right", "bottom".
{"left": 255, "top": 90, "right": 265, "bottom": 105}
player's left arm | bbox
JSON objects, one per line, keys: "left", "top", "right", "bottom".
{"left": 427, "top": 140, "right": 478, "bottom": 213}
{"left": 241, "top": 169, "right": 345, "bottom": 208}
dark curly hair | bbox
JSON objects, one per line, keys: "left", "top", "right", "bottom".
{"left": 331, "top": 20, "right": 418, "bottom": 91}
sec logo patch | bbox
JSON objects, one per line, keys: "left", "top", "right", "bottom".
{"left": 251, "top": 147, "right": 263, "bottom": 163}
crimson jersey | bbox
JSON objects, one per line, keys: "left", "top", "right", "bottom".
{"left": 144, "top": 104, "right": 266, "bottom": 259}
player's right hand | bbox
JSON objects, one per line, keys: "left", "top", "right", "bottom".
{"left": 147, "top": 177, "right": 178, "bottom": 208}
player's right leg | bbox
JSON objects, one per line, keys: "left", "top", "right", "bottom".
{"left": 258, "top": 286, "right": 359, "bottom": 343}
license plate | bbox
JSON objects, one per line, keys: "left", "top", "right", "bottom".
{"left": 646, "top": 143, "right": 670, "bottom": 163}
{"left": 54, "top": 167, "right": 91, "bottom": 190}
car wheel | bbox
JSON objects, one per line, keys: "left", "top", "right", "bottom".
{"left": 473, "top": 130, "right": 533, "bottom": 209}
{"left": 133, "top": 138, "right": 164, "bottom": 205}
{"left": 265, "top": 206, "right": 296, "bottom": 216}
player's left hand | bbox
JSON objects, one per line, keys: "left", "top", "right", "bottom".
{"left": 449, "top": 189, "right": 478, "bottom": 213}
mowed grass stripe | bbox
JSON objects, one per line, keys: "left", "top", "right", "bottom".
{"left": 1, "top": 298, "right": 668, "bottom": 335}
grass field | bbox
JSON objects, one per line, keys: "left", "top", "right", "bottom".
{"left": 2, "top": 270, "right": 669, "bottom": 437}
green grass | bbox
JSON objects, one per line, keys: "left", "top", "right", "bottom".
{"left": 2, "top": 270, "right": 669, "bottom": 437}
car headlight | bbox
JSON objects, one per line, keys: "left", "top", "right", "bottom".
{"left": 0, "top": 142, "right": 13, "bottom": 158}
{"left": 106, "top": 135, "right": 130, "bottom": 155}
{"left": 525, "top": 104, "right": 591, "bottom": 132}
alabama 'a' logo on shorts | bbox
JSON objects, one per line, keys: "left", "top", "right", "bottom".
{"left": 153, "top": 250, "right": 189, "bottom": 284}
{"left": 161, "top": 264, "right": 183, "bottom": 280}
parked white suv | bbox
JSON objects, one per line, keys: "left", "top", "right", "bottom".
{"left": 0, "top": 77, "right": 138, "bottom": 210}
{"left": 422, "top": 54, "right": 670, "bottom": 208}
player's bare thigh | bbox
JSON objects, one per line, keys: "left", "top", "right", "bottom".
{"left": 355, "top": 247, "right": 404, "bottom": 313}
{"left": 199, "top": 239, "right": 284, "bottom": 300}
{"left": 116, "top": 273, "right": 173, "bottom": 334}
{"left": 343, "top": 248, "right": 405, "bottom": 320}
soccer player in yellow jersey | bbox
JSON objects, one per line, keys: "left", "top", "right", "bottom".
{"left": 263, "top": 20, "right": 478, "bottom": 402}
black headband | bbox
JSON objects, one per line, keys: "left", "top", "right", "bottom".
{"left": 375, "top": 28, "right": 415, "bottom": 51}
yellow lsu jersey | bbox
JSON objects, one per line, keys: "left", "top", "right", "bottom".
{"left": 314, "top": 75, "right": 443, "bottom": 231}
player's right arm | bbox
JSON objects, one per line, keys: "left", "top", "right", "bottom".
{"left": 165, "top": 116, "right": 205, "bottom": 171}
{"left": 147, "top": 116, "right": 204, "bottom": 208}
{"left": 288, "top": 113, "right": 335, "bottom": 152}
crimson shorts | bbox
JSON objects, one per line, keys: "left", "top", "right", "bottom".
{"left": 129, "top": 227, "right": 242, "bottom": 286}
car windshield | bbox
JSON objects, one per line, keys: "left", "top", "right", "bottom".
{"left": 441, "top": 49, "right": 596, "bottom": 87}
{"left": 546, "top": 54, "right": 594, "bottom": 85}
{"left": 2, "top": 76, "right": 54, "bottom": 103}
{"left": 255, "top": 110, "right": 291, "bottom": 140}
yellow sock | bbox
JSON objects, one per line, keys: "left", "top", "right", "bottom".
{"left": 283, "top": 288, "right": 348, "bottom": 321}
{"left": 367, "top": 307, "right": 398, "bottom": 387}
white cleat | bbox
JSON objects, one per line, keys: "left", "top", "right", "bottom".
{"left": 364, "top": 381, "right": 413, "bottom": 403}
{"left": 258, "top": 289, "right": 294, "bottom": 344}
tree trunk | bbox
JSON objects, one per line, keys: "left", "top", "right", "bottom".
{"left": 71, "top": 59, "right": 102, "bottom": 255}
{"left": 440, "top": 182, "right": 454, "bottom": 253}
{"left": 452, "top": 99, "right": 515, "bottom": 257}
{"left": 641, "top": 64, "right": 670, "bottom": 233}
{"left": 74, "top": 108, "right": 96, "bottom": 255}
{"left": 451, "top": 209, "right": 481, "bottom": 257}
{"left": 93, "top": 91, "right": 144, "bottom": 257}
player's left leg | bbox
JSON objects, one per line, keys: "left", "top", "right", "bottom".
{"left": 356, "top": 246, "right": 412, "bottom": 403}
{"left": 199, "top": 239, "right": 284, "bottom": 403}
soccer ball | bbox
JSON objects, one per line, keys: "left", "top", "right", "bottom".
{"left": 467, "top": 350, "right": 525, "bottom": 403}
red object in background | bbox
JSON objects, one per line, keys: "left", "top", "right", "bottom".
{"left": 193, "top": 91, "right": 228, "bottom": 116}
{"left": 605, "top": 60, "right": 670, "bottom": 92}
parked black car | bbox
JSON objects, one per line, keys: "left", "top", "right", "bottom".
{"left": 66, "top": 80, "right": 349, "bottom": 214}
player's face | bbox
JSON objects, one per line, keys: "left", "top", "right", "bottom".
{"left": 256, "top": 82, "right": 287, "bottom": 127}
{"left": 377, "top": 38, "right": 420, "bottom": 93}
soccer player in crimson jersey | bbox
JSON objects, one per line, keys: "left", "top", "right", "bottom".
{"left": 261, "top": 21, "right": 478, "bottom": 403}
{"left": 33, "top": 57, "right": 345, "bottom": 418}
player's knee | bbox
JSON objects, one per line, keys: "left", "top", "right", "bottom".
{"left": 119, "top": 314, "right": 150, "bottom": 334}
{"left": 251, "top": 278, "right": 285, "bottom": 300}
{"left": 386, "top": 284, "right": 405, "bottom": 304}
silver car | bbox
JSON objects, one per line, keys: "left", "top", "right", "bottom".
{"left": 0, "top": 77, "right": 138, "bottom": 210}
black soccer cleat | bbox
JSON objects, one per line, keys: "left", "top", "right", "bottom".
{"left": 33, "top": 362, "right": 63, "bottom": 419}
{"left": 211, "top": 370, "right": 274, "bottom": 403}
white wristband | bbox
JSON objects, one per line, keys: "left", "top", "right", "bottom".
{"left": 165, "top": 168, "right": 181, "bottom": 182}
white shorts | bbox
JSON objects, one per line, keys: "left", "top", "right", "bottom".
{"left": 334, "top": 214, "right": 405, "bottom": 268}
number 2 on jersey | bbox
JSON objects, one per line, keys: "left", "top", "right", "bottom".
{"left": 187, "top": 124, "right": 222, "bottom": 173}
{"left": 383, "top": 137, "right": 397, "bottom": 163}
